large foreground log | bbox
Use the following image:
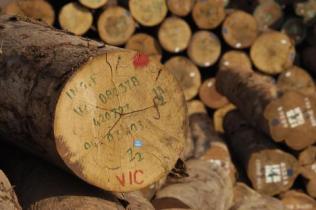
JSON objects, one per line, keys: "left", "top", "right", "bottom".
{"left": 216, "top": 68, "right": 316, "bottom": 150}
{"left": 0, "top": 170, "right": 21, "bottom": 210}
{"left": 0, "top": 15, "right": 187, "bottom": 192}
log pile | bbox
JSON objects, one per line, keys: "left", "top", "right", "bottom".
{"left": 0, "top": 0, "right": 316, "bottom": 209}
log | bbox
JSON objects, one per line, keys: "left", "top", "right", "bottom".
{"left": 0, "top": 170, "right": 21, "bottom": 210}
{"left": 125, "top": 33, "right": 162, "bottom": 61}
{"left": 280, "top": 191, "right": 316, "bottom": 210}
{"left": 250, "top": 31, "right": 295, "bottom": 74}
{"left": 222, "top": 10, "right": 258, "bottom": 49}
{"left": 164, "top": 56, "right": 201, "bottom": 101}
{"left": 187, "top": 31, "right": 221, "bottom": 67}
{"left": 154, "top": 159, "right": 234, "bottom": 210}
{"left": 192, "top": 0, "right": 225, "bottom": 29}
{"left": 281, "top": 18, "right": 306, "bottom": 45}
{"left": 187, "top": 100, "right": 207, "bottom": 116}
{"left": 216, "top": 67, "right": 316, "bottom": 150}
{"left": 219, "top": 50, "right": 252, "bottom": 71}
{"left": 79, "top": 0, "right": 108, "bottom": 9}
{"left": 298, "top": 146, "right": 316, "bottom": 198}
{"left": 166, "top": 0, "right": 194, "bottom": 17}
{"left": 158, "top": 17, "right": 192, "bottom": 53}
{"left": 97, "top": 6, "right": 135, "bottom": 46}
{"left": 0, "top": 144, "right": 124, "bottom": 210}
{"left": 199, "top": 78, "right": 229, "bottom": 109}
{"left": 58, "top": 2, "right": 93, "bottom": 35}
{"left": 3, "top": 0, "right": 54, "bottom": 26}
{"left": 253, "top": 0, "right": 283, "bottom": 31}
{"left": 0, "top": 15, "right": 187, "bottom": 192}
{"left": 224, "top": 111, "right": 300, "bottom": 196}
{"left": 129, "top": 0, "right": 167, "bottom": 26}
{"left": 276, "top": 66, "right": 315, "bottom": 96}
{"left": 295, "top": 0, "right": 316, "bottom": 23}
{"left": 114, "top": 191, "right": 155, "bottom": 210}
{"left": 213, "top": 103, "right": 236, "bottom": 133}
{"left": 232, "top": 182, "right": 286, "bottom": 210}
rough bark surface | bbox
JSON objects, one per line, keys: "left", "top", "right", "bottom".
{"left": 0, "top": 170, "right": 21, "bottom": 210}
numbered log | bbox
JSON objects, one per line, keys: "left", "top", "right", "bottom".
{"left": 158, "top": 17, "right": 192, "bottom": 53}
{"left": 280, "top": 191, "right": 316, "bottom": 210}
{"left": 0, "top": 15, "right": 187, "bottom": 192}
{"left": 219, "top": 50, "right": 252, "bottom": 71}
{"left": 187, "top": 31, "right": 221, "bottom": 67}
{"left": 192, "top": 0, "right": 225, "bottom": 29}
{"left": 97, "top": 6, "right": 135, "bottom": 46}
{"left": 213, "top": 103, "right": 236, "bottom": 133}
{"left": 277, "top": 66, "right": 315, "bottom": 96}
{"left": 250, "top": 31, "right": 295, "bottom": 74}
{"left": 222, "top": 10, "right": 258, "bottom": 49}
{"left": 253, "top": 0, "right": 283, "bottom": 31}
{"left": 232, "top": 182, "right": 286, "bottom": 210}
{"left": 224, "top": 111, "right": 300, "bottom": 196}
{"left": 164, "top": 56, "right": 201, "bottom": 100}
{"left": 199, "top": 78, "right": 229, "bottom": 109}
{"left": 129, "top": 0, "right": 167, "bottom": 26}
{"left": 154, "top": 160, "right": 234, "bottom": 210}
{"left": 125, "top": 33, "right": 162, "bottom": 61}
{"left": 166, "top": 0, "right": 194, "bottom": 17}
{"left": 0, "top": 144, "right": 123, "bottom": 210}
{"left": 0, "top": 170, "right": 21, "bottom": 210}
{"left": 59, "top": 2, "right": 93, "bottom": 35}
{"left": 4, "top": 0, "right": 55, "bottom": 26}
{"left": 79, "top": 0, "right": 108, "bottom": 9}
{"left": 217, "top": 68, "right": 316, "bottom": 150}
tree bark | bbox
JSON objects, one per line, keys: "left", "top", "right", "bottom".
{"left": 224, "top": 111, "right": 300, "bottom": 196}
{"left": 0, "top": 15, "right": 187, "bottom": 192}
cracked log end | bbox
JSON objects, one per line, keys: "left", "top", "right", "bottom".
{"left": 247, "top": 149, "right": 299, "bottom": 196}
{"left": 264, "top": 91, "right": 316, "bottom": 150}
{"left": 54, "top": 51, "right": 187, "bottom": 192}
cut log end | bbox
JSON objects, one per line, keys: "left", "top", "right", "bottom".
{"left": 0, "top": 170, "right": 21, "bottom": 210}
{"left": 192, "top": 0, "right": 225, "bottom": 29}
{"left": 253, "top": 0, "right": 283, "bottom": 31}
{"left": 199, "top": 78, "right": 229, "bottom": 109}
{"left": 219, "top": 50, "right": 252, "bottom": 71}
{"left": 158, "top": 17, "right": 192, "bottom": 53}
{"left": 264, "top": 91, "right": 316, "bottom": 150}
{"left": 166, "top": 0, "right": 194, "bottom": 17}
{"left": 250, "top": 31, "right": 295, "bottom": 74}
{"left": 222, "top": 10, "right": 258, "bottom": 49}
{"left": 281, "top": 191, "right": 316, "bottom": 210}
{"left": 187, "top": 100, "right": 207, "bottom": 116}
{"left": 129, "top": 0, "right": 167, "bottom": 26}
{"left": 59, "top": 2, "right": 93, "bottom": 35}
{"left": 188, "top": 31, "right": 221, "bottom": 67}
{"left": 276, "top": 66, "right": 315, "bottom": 96}
{"left": 299, "top": 146, "right": 316, "bottom": 181}
{"left": 213, "top": 103, "right": 236, "bottom": 133}
{"left": 165, "top": 56, "right": 201, "bottom": 101}
{"left": 125, "top": 33, "right": 162, "bottom": 61}
{"left": 97, "top": 6, "right": 135, "bottom": 46}
{"left": 79, "top": 0, "right": 109, "bottom": 9}
{"left": 54, "top": 50, "right": 187, "bottom": 192}
{"left": 4, "top": 0, "right": 55, "bottom": 26}
{"left": 247, "top": 149, "right": 300, "bottom": 196}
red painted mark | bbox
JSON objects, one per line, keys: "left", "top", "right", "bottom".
{"left": 133, "top": 53, "right": 149, "bottom": 68}
{"left": 116, "top": 170, "right": 144, "bottom": 187}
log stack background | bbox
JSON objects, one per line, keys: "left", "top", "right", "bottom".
{"left": 1, "top": 0, "right": 316, "bottom": 209}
